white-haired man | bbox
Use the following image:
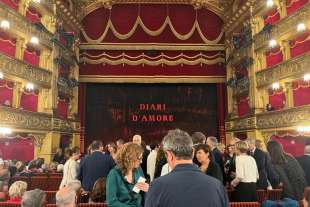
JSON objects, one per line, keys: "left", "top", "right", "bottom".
{"left": 56, "top": 187, "right": 76, "bottom": 207}
{"left": 132, "top": 134, "right": 150, "bottom": 178}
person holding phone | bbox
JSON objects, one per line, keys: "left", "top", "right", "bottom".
{"left": 106, "top": 142, "right": 149, "bottom": 207}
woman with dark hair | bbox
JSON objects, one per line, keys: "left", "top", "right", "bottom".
{"left": 106, "top": 142, "right": 117, "bottom": 160}
{"left": 267, "top": 140, "right": 307, "bottom": 201}
{"left": 224, "top": 144, "right": 236, "bottom": 185}
{"left": 59, "top": 147, "right": 81, "bottom": 189}
{"left": 195, "top": 144, "right": 223, "bottom": 182}
{"left": 106, "top": 143, "right": 149, "bottom": 207}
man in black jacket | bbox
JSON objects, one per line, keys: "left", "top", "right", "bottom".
{"left": 78, "top": 140, "right": 115, "bottom": 191}
{"left": 248, "top": 139, "right": 279, "bottom": 189}
{"left": 207, "top": 136, "right": 224, "bottom": 176}
{"left": 296, "top": 145, "right": 310, "bottom": 186}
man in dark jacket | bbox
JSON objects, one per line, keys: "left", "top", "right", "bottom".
{"left": 145, "top": 129, "right": 228, "bottom": 207}
{"left": 207, "top": 136, "right": 224, "bottom": 177}
{"left": 78, "top": 140, "right": 115, "bottom": 191}
{"left": 296, "top": 145, "right": 310, "bottom": 186}
{"left": 133, "top": 134, "right": 150, "bottom": 179}
{"left": 248, "top": 139, "right": 279, "bottom": 189}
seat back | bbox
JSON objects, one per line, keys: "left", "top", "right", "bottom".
{"left": 29, "top": 176, "right": 48, "bottom": 190}
{"left": 45, "top": 191, "right": 57, "bottom": 204}
{"left": 229, "top": 202, "right": 260, "bottom": 207}
{"left": 0, "top": 203, "right": 21, "bottom": 207}
{"left": 267, "top": 189, "right": 283, "bottom": 201}
{"left": 256, "top": 189, "right": 267, "bottom": 203}
{"left": 78, "top": 204, "right": 107, "bottom": 207}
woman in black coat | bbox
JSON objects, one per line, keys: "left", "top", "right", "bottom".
{"left": 267, "top": 140, "right": 307, "bottom": 201}
{"left": 195, "top": 144, "right": 223, "bottom": 182}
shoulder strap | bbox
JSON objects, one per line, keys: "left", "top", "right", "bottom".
{"left": 115, "top": 169, "right": 136, "bottom": 200}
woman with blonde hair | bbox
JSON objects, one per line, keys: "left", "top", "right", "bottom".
{"left": 7, "top": 181, "right": 27, "bottom": 203}
{"left": 106, "top": 142, "right": 149, "bottom": 207}
{"left": 231, "top": 141, "right": 258, "bottom": 202}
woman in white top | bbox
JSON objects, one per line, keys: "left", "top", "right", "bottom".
{"left": 231, "top": 141, "right": 259, "bottom": 202}
{"left": 59, "top": 147, "right": 80, "bottom": 189}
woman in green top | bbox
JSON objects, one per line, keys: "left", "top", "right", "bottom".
{"left": 107, "top": 143, "right": 149, "bottom": 207}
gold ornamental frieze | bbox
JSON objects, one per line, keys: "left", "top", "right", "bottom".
{"left": 58, "top": 84, "right": 73, "bottom": 97}
{"left": 254, "top": 3, "right": 310, "bottom": 51}
{"left": 234, "top": 78, "right": 249, "bottom": 97}
{"left": 0, "top": 53, "right": 52, "bottom": 88}
{"left": 225, "top": 116, "right": 256, "bottom": 132}
{"left": 52, "top": 118, "right": 78, "bottom": 133}
{"left": 0, "top": 2, "right": 54, "bottom": 48}
{"left": 0, "top": 106, "right": 52, "bottom": 131}
{"left": 256, "top": 52, "right": 310, "bottom": 88}
{"left": 256, "top": 105, "right": 310, "bottom": 129}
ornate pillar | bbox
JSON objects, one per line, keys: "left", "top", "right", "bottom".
{"left": 12, "top": 82, "right": 22, "bottom": 108}
{"left": 35, "top": 132, "right": 60, "bottom": 163}
{"left": 217, "top": 83, "right": 226, "bottom": 144}
{"left": 284, "top": 82, "right": 294, "bottom": 108}
{"left": 15, "top": 38, "right": 26, "bottom": 60}
{"left": 282, "top": 40, "right": 291, "bottom": 61}
{"left": 37, "top": 89, "right": 53, "bottom": 114}
{"left": 279, "top": 0, "right": 287, "bottom": 19}
{"left": 18, "top": 0, "right": 28, "bottom": 16}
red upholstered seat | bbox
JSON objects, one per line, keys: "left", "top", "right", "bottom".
{"left": 0, "top": 203, "right": 21, "bottom": 207}
{"left": 45, "top": 191, "right": 57, "bottom": 204}
{"left": 229, "top": 202, "right": 260, "bottom": 207}
{"left": 29, "top": 176, "right": 48, "bottom": 190}
{"left": 78, "top": 203, "right": 107, "bottom": 207}
{"left": 256, "top": 189, "right": 267, "bottom": 203}
{"left": 267, "top": 189, "right": 283, "bottom": 201}
{"left": 46, "top": 176, "right": 62, "bottom": 191}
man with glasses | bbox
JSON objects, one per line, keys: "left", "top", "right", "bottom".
{"left": 145, "top": 129, "right": 229, "bottom": 207}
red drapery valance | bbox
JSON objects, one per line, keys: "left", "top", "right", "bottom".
{"left": 57, "top": 98, "right": 69, "bottom": 119}
{"left": 264, "top": 8, "right": 281, "bottom": 25}
{"left": 290, "top": 32, "right": 310, "bottom": 58}
{"left": 293, "top": 80, "right": 310, "bottom": 106}
{"left": 0, "top": 32, "right": 16, "bottom": 57}
{"left": 286, "top": 0, "right": 309, "bottom": 16}
{"left": 26, "top": 7, "right": 41, "bottom": 23}
{"left": 0, "top": 137, "right": 34, "bottom": 161}
{"left": 0, "top": 0, "right": 18, "bottom": 10}
{"left": 20, "top": 90, "right": 38, "bottom": 112}
{"left": 23, "top": 47, "right": 40, "bottom": 66}
{"left": 266, "top": 47, "right": 283, "bottom": 68}
{"left": 81, "top": 5, "right": 223, "bottom": 44}
{"left": 271, "top": 135, "right": 305, "bottom": 157}
{"left": 237, "top": 96, "right": 249, "bottom": 117}
{"left": 0, "top": 79, "right": 13, "bottom": 106}
{"left": 269, "top": 89, "right": 286, "bottom": 110}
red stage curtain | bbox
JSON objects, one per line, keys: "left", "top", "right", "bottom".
{"left": 78, "top": 84, "right": 86, "bottom": 153}
{"left": 57, "top": 98, "right": 68, "bottom": 119}
{"left": 269, "top": 89, "right": 286, "bottom": 110}
{"left": 237, "top": 96, "right": 249, "bottom": 117}
{"left": 264, "top": 9, "right": 281, "bottom": 25}
{"left": 20, "top": 90, "right": 38, "bottom": 112}
{"left": 266, "top": 47, "right": 283, "bottom": 68}
{"left": 271, "top": 135, "right": 305, "bottom": 157}
{"left": 0, "top": 79, "right": 13, "bottom": 106}
{"left": 82, "top": 5, "right": 223, "bottom": 44}
{"left": 26, "top": 7, "right": 41, "bottom": 23}
{"left": 290, "top": 32, "right": 310, "bottom": 58}
{"left": 286, "top": 0, "right": 309, "bottom": 16}
{"left": 24, "top": 48, "right": 40, "bottom": 66}
{"left": 0, "top": 0, "right": 18, "bottom": 10}
{"left": 293, "top": 80, "right": 310, "bottom": 106}
{"left": 0, "top": 32, "right": 16, "bottom": 57}
{"left": 0, "top": 137, "right": 34, "bottom": 161}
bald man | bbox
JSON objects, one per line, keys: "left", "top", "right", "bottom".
{"left": 132, "top": 134, "right": 150, "bottom": 179}
{"left": 56, "top": 187, "right": 76, "bottom": 207}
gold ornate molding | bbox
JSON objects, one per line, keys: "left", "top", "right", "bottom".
{"left": 0, "top": 2, "right": 54, "bottom": 48}
{"left": 256, "top": 52, "right": 310, "bottom": 88}
{"left": 256, "top": 105, "right": 310, "bottom": 129}
{"left": 231, "top": 47, "right": 251, "bottom": 65}
{"left": 52, "top": 118, "right": 78, "bottom": 133}
{"left": 225, "top": 115, "right": 256, "bottom": 132}
{"left": 58, "top": 84, "right": 73, "bottom": 97}
{"left": 0, "top": 52, "right": 52, "bottom": 88}
{"left": 79, "top": 75, "right": 226, "bottom": 83}
{"left": 0, "top": 106, "right": 52, "bottom": 131}
{"left": 75, "top": 0, "right": 224, "bottom": 20}
{"left": 79, "top": 43, "right": 225, "bottom": 51}
{"left": 234, "top": 77, "right": 249, "bottom": 97}
{"left": 254, "top": 3, "right": 310, "bottom": 51}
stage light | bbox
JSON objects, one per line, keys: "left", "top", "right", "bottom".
{"left": 297, "top": 126, "right": 310, "bottom": 133}
{"left": 0, "top": 127, "right": 12, "bottom": 135}
{"left": 266, "top": 0, "right": 274, "bottom": 7}
{"left": 304, "top": 73, "right": 310, "bottom": 81}
{"left": 297, "top": 23, "right": 306, "bottom": 32}
{"left": 272, "top": 82, "right": 280, "bottom": 90}
{"left": 30, "top": 36, "right": 39, "bottom": 45}
{"left": 26, "top": 83, "right": 34, "bottom": 91}
{"left": 0, "top": 20, "right": 10, "bottom": 30}
{"left": 0, "top": 72, "right": 3, "bottom": 79}
{"left": 269, "top": 39, "right": 277, "bottom": 48}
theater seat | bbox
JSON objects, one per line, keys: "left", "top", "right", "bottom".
{"left": 46, "top": 204, "right": 56, "bottom": 207}
{"left": 229, "top": 202, "right": 260, "bottom": 207}
{"left": 0, "top": 203, "right": 21, "bottom": 207}
{"left": 256, "top": 189, "right": 267, "bottom": 203}
{"left": 267, "top": 189, "right": 283, "bottom": 201}
{"left": 45, "top": 191, "right": 57, "bottom": 204}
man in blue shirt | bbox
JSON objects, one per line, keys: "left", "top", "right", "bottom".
{"left": 145, "top": 129, "right": 229, "bottom": 207}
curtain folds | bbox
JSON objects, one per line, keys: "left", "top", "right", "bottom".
{"left": 237, "top": 96, "right": 249, "bottom": 117}
{"left": 286, "top": 0, "right": 309, "bottom": 16}
{"left": 57, "top": 98, "right": 68, "bottom": 119}
{"left": 271, "top": 135, "right": 305, "bottom": 157}
{"left": 293, "top": 80, "right": 310, "bottom": 106}
{"left": 266, "top": 47, "right": 283, "bottom": 68}
{"left": 269, "top": 89, "right": 286, "bottom": 110}
{"left": 23, "top": 48, "right": 40, "bottom": 66}
{"left": 20, "top": 90, "right": 38, "bottom": 112}
{"left": 0, "top": 79, "right": 13, "bottom": 106}
{"left": 290, "top": 32, "right": 310, "bottom": 58}
{"left": 0, "top": 137, "right": 34, "bottom": 161}
{"left": 0, "top": 32, "right": 16, "bottom": 57}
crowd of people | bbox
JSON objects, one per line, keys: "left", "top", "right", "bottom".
{"left": 0, "top": 129, "right": 309, "bottom": 207}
